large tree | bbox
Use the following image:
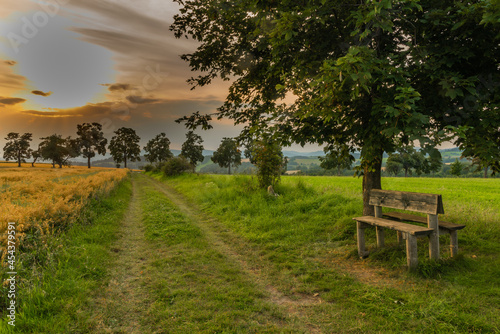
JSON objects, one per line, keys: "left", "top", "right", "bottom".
{"left": 172, "top": 0, "right": 499, "bottom": 214}
{"left": 3, "top": 132, "right": 32, "bottom": 167}
{"left": 76, "top": 122, "right": 108, "bottom": 168}
{"left": 144, "top": 133, "right": 174, "bottom": 164}
{"left": 39, "top": 134, "right": 80, "bottom": 168}
{"left": 211, "top": 137, "right": 242, "bottom": 174}
{"left": 180, "top": 131, "right": 204, "bottom": 170}
{"left": 109, "top": 127, "right": 141, "bottom": 169}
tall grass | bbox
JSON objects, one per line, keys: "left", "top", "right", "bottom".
{"left": 154, "top": 173, "right": 500, "bottom": 332}
{"left": 0, "top": 177, "right": 132, "bottom": 333}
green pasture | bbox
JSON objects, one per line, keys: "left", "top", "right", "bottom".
{"left": 154, "top": 173, "right": 500, "bottom": 333}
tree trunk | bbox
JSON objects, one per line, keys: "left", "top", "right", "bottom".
{"left": 484, "top": 166, "right": 488, "bottom": 178}
{"left": 362, "top": 153, "right": 383, "bottom": 216}
{"left": 124, "top": 156, "right": 127, "bottom": 169}
{"left": 88, "top": 156, "right": 91, "bottom": 168}
{"left": 18, "top": 151, "right": 21, "bottom": 167}
{"left": 228, "top": 164, "right": 231, "bottom": 175}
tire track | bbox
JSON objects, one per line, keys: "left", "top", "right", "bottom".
{"left": 141, "top": 174, "right": 324, "bottom": 333}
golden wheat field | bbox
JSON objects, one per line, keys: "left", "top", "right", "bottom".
{"left": 0, "top": 164, "right": 128, "bottom": 262}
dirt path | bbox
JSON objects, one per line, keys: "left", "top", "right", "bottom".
{"left": 142, "top": 175, "right": 324, "bottom": 333}
{"left": 91, "top": 174, "right": 155, "bottom": 333}
{"left": 91, "top": 173, "right": 325, "bottom": 333}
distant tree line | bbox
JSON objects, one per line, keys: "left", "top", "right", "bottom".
{"left": 1, "top": 123, "right": 209, "bottom": 170}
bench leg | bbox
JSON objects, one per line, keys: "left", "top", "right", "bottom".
{"left": 357, "top": 221, "right": 369, "bottom": 258}
{"left": 376, "top": 226, "right": 385, "bottom": 248}
{"left": 450, "top": 230, "right": 458, "bottom": 257}
{"left": 397, "top": 231, "right": 403, "bottom": 245}
{"left": 428, "top": 214, "right": 440, "bottom": 260}
{"left": 406, "top": 233, "right": 418, "bottom": 270}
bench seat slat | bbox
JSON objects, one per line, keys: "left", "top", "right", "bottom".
{"left": 383, "top": 212, "right": 466, "bottom": 231}
{"left": 353, "top": 216, "right": 434, "bottom": 236}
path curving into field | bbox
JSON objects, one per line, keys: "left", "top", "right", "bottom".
{"left": 91, "top": 172, "right": 325, "bottom": 333}
{"left": 142, "top": 174, "right": 324, "bottom": 333}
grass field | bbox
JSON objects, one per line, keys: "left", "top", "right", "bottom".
{"left": 1, "top": 169, "right": 498, "bottom": 332}
{"left": 153, "top": 173, "right": 500, "bottom": 332}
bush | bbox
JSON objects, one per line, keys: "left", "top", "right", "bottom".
{"left": 143, "top": 164, "right": 155, "bottom": 172}
{"left": 161, "top": 157, "right": 192, "bottom": 176}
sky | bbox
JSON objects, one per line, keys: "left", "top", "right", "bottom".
{"left": 0, "top": 0, "right": 323, "bottom": 154}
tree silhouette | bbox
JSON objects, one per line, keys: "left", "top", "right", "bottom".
{"left": 76, "top": 122, "right": 108, "bottom": 168}
{"left": 144, "top": 133, "right": 174, "bottom": 164}
{"left": 39, "top": 134, "right": 79, "bottom": 168}
{"left": 109, "top": 127, "right": 141, "bottom": 169}
{"left": 180, "top": 131, "right": 204, "bottom": 170}
{"left": 212, "top": 138, "right": 241, "bottom": 174}
{"left": 3, "top": 132, "right": 32, "bottom": 167}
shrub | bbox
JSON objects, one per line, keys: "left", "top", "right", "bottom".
{"left": 143, "top": 164, "right": 155, "bottom": 172}
{"left": 161, "top": 157, "right": 192, "bottom": 176}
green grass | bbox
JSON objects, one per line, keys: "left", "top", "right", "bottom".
{"left": 138, "top": 182, "right": 301, "bottom": 332}
{"left": 152, "top": 173, "right": 500, "bottom": 333}
{"left": 0, "top": 177, "right": 132, "bottom": 333}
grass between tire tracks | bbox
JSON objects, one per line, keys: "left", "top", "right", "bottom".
{"left": 139, "top": 176, "right": 307, "bottom": 333}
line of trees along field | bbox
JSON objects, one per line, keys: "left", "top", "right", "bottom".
{"left": 1, "top": 123, "right": 288, "bottom": 185}
{"left": 1, "top": 123, "right": 212, "bottom": 170}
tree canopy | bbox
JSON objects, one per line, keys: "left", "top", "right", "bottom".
{"left": 76, "top": 122, "right": 108, "bottom": 168}
{"left": 172, "top": 0, "right": 499, "bottom": 214}
{"left": 39, "top": 134, "right": 79, "bottom": 168}
{"left": 144, "top": 133, "right": 174, "bottom": 164}
{"left": 3, "top": 132, "right": 32, "bottom": 167}
{"left": 211, "top": 137, "right": 242, "bottom": 174}
{"left": 180, "top": 131, "right": 205, "bottom": 169}
{"left": 109, "top": 127, "right": 141, "bottom": 169}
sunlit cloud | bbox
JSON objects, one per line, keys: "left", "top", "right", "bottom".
{"left": 0, "top": 97, "right": 26, "bottom": 105}
{"left": 32, "top": 90, "right": 52, "bottom": 97}
{"left": 101, "top": 83, "right": 133, "bottom": 92}
{"left": 126, "top": 95, "right": 161, "bottom": 105}
{"left": 0, "top": 59, "right": 26, "bottom": 91}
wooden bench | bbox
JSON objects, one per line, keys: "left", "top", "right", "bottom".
{"left": 382, "top": 212, "right": 465, "bottom": 258}
{"left": 353, "top": 189, "right": 465, "bottom": 269}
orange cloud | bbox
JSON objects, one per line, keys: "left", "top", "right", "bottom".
{"left": 0, "top": 97, "right": 26, "bottom": 105}
{"left": 126, "top": 95, "right": 160, "bottom": 104}
{"left": 101, "top": 83, "right": 133, "bottom": 91}
{"left": 32, "top": 90, "right": 53, "bottom": 97}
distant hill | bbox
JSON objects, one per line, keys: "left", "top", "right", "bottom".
{"left": 283, "top": 150, "right": 325, "bottom": 157}
{"left": 70, "top": 147, "right": 462, "bottom": 171}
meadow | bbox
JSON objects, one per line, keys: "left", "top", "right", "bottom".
{"left": 153, "top": 173, "right": 500, "bottom": 332}
{"left": 1, "top": 167, "right": 498, "bottom": 332}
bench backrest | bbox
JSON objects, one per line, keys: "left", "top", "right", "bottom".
{"left": 369, "top": 189, "right": 444, "bottom": 215}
